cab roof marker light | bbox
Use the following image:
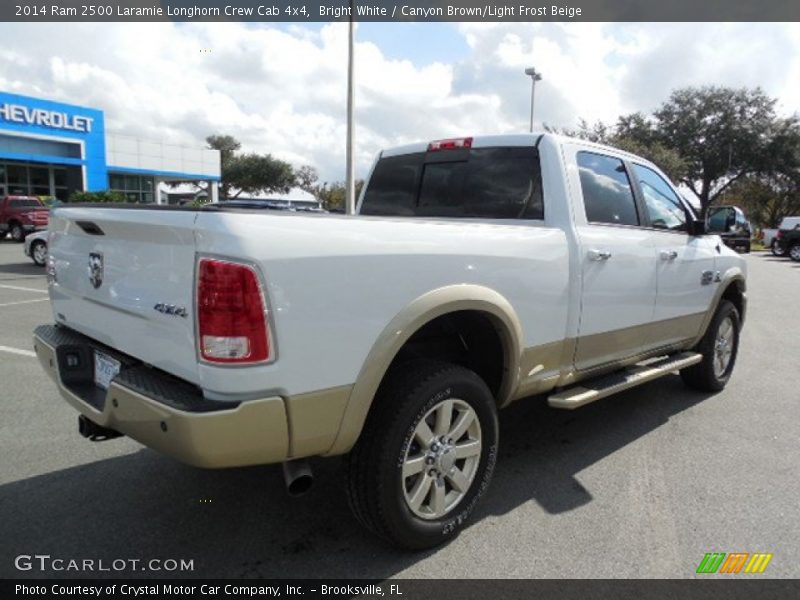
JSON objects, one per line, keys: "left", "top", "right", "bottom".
{"left": 428, "top": 137, "right": 473, "bottom": 152}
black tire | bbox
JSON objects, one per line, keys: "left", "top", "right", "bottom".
{"left": 743, "top": 242, "right": 751, "bottom": 254}
{"left": 789, "top": 244, "right": 800, "bottom": 262}
{"left": 681, "top": 300, "right": 740, "bottom": 392}
{"left": 10, "top": 222, "right": 25, "bottom": 243}
{"left": 31, "top": 240, "right": 47, "bottom": 266}
{"left": 771, "top": 240, "right": 787, "bottom": 257}
{"left": 345, "top": 360, "right": 498, "bottom": 550}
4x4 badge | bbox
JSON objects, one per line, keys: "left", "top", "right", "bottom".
{"left": 88, "top": 252, "right": 103, "bottom": 289}
{"left": 154, "top": 303, "right": 188, "bottom": 318}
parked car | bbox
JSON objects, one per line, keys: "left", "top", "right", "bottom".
{"left": 770, "top": 216, "right": 800, "bottom": 256}
{"left": 707, "top": 205, "right": 751, "bottom": 253}
{"left": 775, "top": 223, "right": 800, "bottom": 262}
{"left": 34, "top": 133, "right": 746, "bottom": 549}
{"left": 0, "top": 196, "right": 49, "bottom": 242}
{"left": 24, "top": 230, "right": 48, "bottom": 266}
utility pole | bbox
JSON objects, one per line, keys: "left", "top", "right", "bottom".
{"left": 524, "top": 67, "right": 542, "bottom": 133}
{"left": 345, "top": 1, "right": 356, "bottom": 215}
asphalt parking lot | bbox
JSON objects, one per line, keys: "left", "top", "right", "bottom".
{"left": 0, "top": 239, "right": 798, "bottom": 579}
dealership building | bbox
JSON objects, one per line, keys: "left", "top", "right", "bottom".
{"left": 0, "top": 91, "right": 221, "bottom": 203}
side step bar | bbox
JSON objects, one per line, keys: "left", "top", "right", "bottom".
{"left": 548, "top": 351, "right": 703, "bottom": 410}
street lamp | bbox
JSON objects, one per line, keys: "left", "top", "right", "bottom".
{"left": 524, "top": 67, "right": 542, "bottom": 133}
{"left": 345, "top": 0, "right": 356, "bottom": 215}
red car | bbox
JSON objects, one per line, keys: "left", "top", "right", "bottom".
{"left": 0, "top": 196, "right": 49, "bottom": 242}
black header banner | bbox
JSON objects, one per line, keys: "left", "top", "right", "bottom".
{"left": 4, "top": 0, "right": 800, "bottom": 22}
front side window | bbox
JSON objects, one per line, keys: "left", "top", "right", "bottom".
{"left": 632, "top": 163, "right": 687, "bottom": 231}
{"left": 577, "top": 152, "right": 639, "bottom": 226}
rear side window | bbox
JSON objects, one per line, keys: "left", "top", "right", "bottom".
{"left": 359, "top": 154, "right": 421, "bottom": 216}
{"left": 577, "top": 152, "right": 639, "bottom": 226}
{"left": 361, "top": 147, "right": 543, "bottom": 219}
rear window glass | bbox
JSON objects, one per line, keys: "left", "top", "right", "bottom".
{"left": 361, "top": 147, "right": 543, "bottom": 220}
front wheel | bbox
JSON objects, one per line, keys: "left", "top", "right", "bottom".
{"left": 789, "top": 244, "right": 800, "bottom": 262}
{"left": 345, "top": 360, "right": 498, "bottom": 550}
{"left": 31, "top": 240, "right": 47, "bottom": 266}
{"left": 681, "top": 300, "right": 740, "bottom": 392}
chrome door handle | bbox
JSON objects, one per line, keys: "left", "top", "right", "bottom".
{"left": 588, "top": 249, "right": 612, "bottom": 261}
{"left": 660, "top": 250, "right": 678, "bottom": 261}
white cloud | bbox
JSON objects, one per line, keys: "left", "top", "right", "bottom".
{"left": 1, "top": 22, "right": 799, "bottom": 182}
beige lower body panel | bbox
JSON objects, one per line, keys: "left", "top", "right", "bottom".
{"left": 34, "top": 336, "right": 290, "bottom": 468}
{"left": 511, "top": 312, "right": 705, "bottom": 401}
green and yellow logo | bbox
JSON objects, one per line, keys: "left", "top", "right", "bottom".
{"left": 696, "top": 552, "right": 773, "bottom": 574}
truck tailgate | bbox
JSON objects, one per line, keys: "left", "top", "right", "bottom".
{"left": 47, "top": 207, "right": 200, "bottom": 384}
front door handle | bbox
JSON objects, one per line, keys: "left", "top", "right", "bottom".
{"left": 588, "top": 249, "right": 612, "bottom": 261}
{"left": 660, "top": 250, "right": 678, "bottom": 261}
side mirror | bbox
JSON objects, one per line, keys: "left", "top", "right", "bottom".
{"left": 688, "top": 217, "right": 706, "bottom": 236}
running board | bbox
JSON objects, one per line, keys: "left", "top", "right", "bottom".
{"left": 548, "top": 352, "right": 703, "bottom": 409}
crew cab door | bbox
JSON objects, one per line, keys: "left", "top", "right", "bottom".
{"left": 570, "top": 150, "right": 658, "bottom": 372}
{"left": 628, "top": 162, "right": 717, "bottom": 347}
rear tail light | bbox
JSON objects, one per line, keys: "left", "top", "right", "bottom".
{"left": 427, "top": 137, "right": 473, "bottom": 152}
{"left": 196, "top": 258, "right": 273, "bottom": 364}
{"left": 776, "top": 230, "right": 783, "bottom": 239}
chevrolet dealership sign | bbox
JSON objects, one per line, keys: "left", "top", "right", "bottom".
{"left": 0, "top": 102, "right": 94, "bottom": 133}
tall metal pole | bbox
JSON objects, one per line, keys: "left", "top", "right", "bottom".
{"left": 345, "top": 3, "right": 356, "bottom": 215}
{"left": 529, "top": 77, "right": 535, "bottom": 133}
{"left": 524, "top": 67, "right": 542, "bottom": 133}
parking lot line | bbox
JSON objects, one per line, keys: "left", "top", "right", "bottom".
{"left": 0, "top": 284, "right": 48, "bottom": 294}
{"left": 0, "top": 298, "right": 50, "bottom": 308}
{"left": 0, "top": 345, "right": 36, "bottom": 358}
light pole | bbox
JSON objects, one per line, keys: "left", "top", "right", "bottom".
{"left": 524, "top": 67, "right": 542, "bottom": 133}
{"left": 345, "top": 1, "right": 356, "bottom": 215}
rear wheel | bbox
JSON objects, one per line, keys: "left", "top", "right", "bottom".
{"left": 345, "top": 360, "right": 498, "bottom": 550}
{"left": 681, "top": 300, "right": 740, "bottom": 392}
{"left": 31, "top": 240, "right": 47, "bottom": 266}
{"left": 789, "top": 244, "right": 800, "bottom": 262}
{"left": 771, "top": 240, "right": 787, "bottom": 257}
{"left": 10, "top": 222, "right": 25, "bottom": 243}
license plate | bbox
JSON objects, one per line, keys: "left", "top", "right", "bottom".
{"left": 94, "top": 351, "right": 121, "bottom": 390}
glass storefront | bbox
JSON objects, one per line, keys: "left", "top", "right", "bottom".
{"left": 108, "top": 172, "right": 155, "bottom": 203}
{"left": 0, "top": 160, "right": 74, "bottom": 201}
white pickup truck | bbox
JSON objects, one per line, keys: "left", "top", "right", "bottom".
{"left": 34, "top": 133, "right": 746, "bottom": 549}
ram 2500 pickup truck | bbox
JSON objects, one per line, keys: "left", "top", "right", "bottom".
{"left": 34, "top": 133, "right": 746, "bottom": 549}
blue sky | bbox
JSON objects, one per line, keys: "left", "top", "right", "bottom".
{"left": 1, "top": 22, "right": 799, "bottom": 181}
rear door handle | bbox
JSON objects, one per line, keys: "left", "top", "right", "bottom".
{"left": 588, "top": 249, "right": 612, "bottom": 261}
{"left": 660, "top": 250, "right": 678, "bottom": 261}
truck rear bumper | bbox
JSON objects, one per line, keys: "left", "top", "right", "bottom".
{"left": 33, "top": 324, "right": 289, "bottom": 468}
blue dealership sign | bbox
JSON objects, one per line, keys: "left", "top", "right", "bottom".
{"left": 0, "top": 91, "right": 107, "bottom": 191}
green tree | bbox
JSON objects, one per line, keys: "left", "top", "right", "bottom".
{"left": 295, "top": 165, "right": 320, "bottom": 196}
{"left": 204, "top": 135, "right": 295, "bottom": 200}
{"left": 717, "top": 173, "right": 800, "bottom": 228}
{"left": 314, "top": 180, "right": 364, "bottom": 212}
{"left": 549, "top": 117, "right": 688, "bottom": 183}
{"left": 650, "top": 86, "right": 800, "bottom": 217}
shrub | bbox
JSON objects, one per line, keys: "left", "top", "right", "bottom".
{"left": 68, "top": 190, "right": 127, "bottom": 204}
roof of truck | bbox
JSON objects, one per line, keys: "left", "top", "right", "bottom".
{"left": 379, "top": 132, "right": 645, "bottom": 164}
